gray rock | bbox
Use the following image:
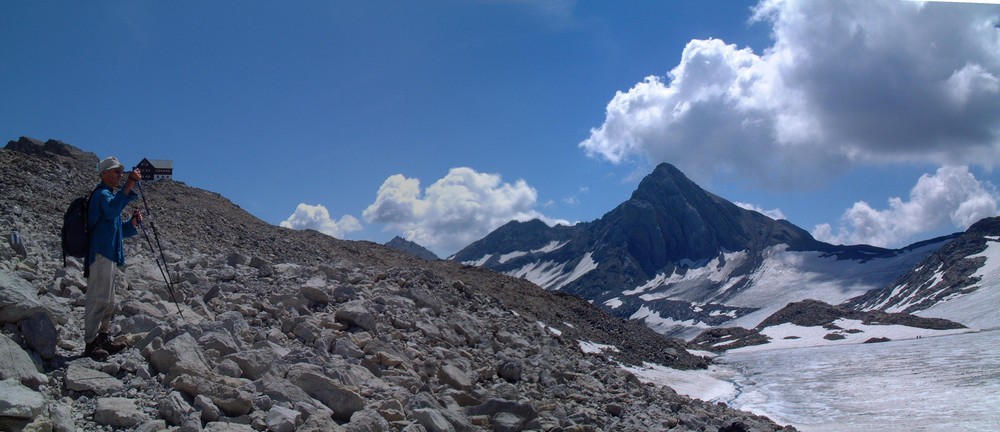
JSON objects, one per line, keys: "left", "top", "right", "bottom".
{"left": 65, "top": 363, "right": 124, "bottom": 395}
{"left": 0, "top": 333, "right": 47, "bottom": 387}
{"left": 170, "top": 373, "right": 254, "bottom": 417}
{"left": 287, "top": 368, "right": 365, "bottom": 421}
{"left": 0, "top": 270, "right": 48, "bottom": 324}
{"left": 217, "top": 358, "right": 243, "bottom": 378}
{"left": 491, "top": 412, "right": 524, "bottom": 432}
{"left": 301, "top": 278, "right": 330, "bottom": 303}
{"left": 405, "top": 287, "right": 444, "bottom": 315}
{"left": 332, "top": 338, "right": 365, "bottom": 359}
{"left": 223, "top": 347, "right": 279, "bottom": 380}
{"left": 94, "top": 397, "right": 148, "bottom": 428}
{"left": 466, "top": 399, "right": 537, "bottom": 423}
{"left": 0, "top": 379, "right": 45, "bottom": 419}
{"left": 344, "top": 409, "right": 391, "bottom": 432}
{"left": 147, "top": 332, "right": 214, "bottom": 380}
{"left": 135, "top": 420, "right": 169, "bottom": 432}
{"left": 266, "top": 405, "right": 300, "bottom": 432}
{"left": 496, "top": 360, "right": 522, "bottom": 383}
{"left": 158, "top": 391, "right": 195, "bottom": 426}
{"left": 195, "top": 394, "right": 222, "bottom": 422}
{"left": 226, "top": 253, "right": 249, "bottom": 267}
{"left": 204, "top": 422, "right": 255, "bottom": 431}
{"left": 19, "top": 311, "right": 57, "bottom": 359}
{"left": 199, "top": 331, "right": 241, "bottom": 357}
{"left": 335, "top": 300, "right": 377, "bottom": 331}
{"left": 411, "top": 408, "right": 454, "bottom": 432}
{"left": 438, "top": 364, "right": 472, "bottom": 391}
{"left": 47, "top": 398, "right": 76, "bottom": 432}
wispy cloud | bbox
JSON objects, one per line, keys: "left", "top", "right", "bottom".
{"left": 494, "top": 0, "right": 580, "bottom": 29}
{"left": 363, "top": 167, "right": 569, "bottom": 256}
{"left": 812, "top": 166, "right": 1000, "bottom": 247}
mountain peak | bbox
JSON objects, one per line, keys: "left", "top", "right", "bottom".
{"left": 384, "top": 236, "right": 439, "bottom": 260}
{"left": 632, "top": 162, "right": 694, "bottom": 198}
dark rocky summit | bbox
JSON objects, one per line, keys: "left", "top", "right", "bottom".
{"left": 385, "top": 237, "right": 439, "bottom": 261}
{"left": 0, "top": 138, "right": 793, "bottom": 431}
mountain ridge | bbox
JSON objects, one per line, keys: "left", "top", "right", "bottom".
{"left": 453, "top": 162, "right": 979, "bottom": 341}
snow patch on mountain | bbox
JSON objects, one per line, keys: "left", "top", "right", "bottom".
{"left": 555, "top": 252, "right": 598, "bottom": 290}
{"left": 625, "top": 251, "right": 749, "bottom": 299}
{"left": 466, "top": 254, "right": 494, "bottom": 266}
{"left": 915, "top": 238, "right": 1000, "bottom": 330}
{"left": 499, "top": 251, "right": 527, "bottom": 264}
{"left": 721, "top": 245, "right": 936, "bottom": 330}
{"left": 534, "top": 240, "right": 570, "bottom": 254}
{"left": 631, "top": 305, "right": 712, "bottom": 334}
{"left": 503, "top": 251, "right": 598, "bottom": 291}
{"left": 613, "top": 243, "right": 939, "bottom": 338}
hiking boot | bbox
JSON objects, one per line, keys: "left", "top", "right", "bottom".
{"left": 83, "top": 340, "right": 109, "bottom": 360}
{"left": 96, "top": 333, "right": 127, "bottom": 355}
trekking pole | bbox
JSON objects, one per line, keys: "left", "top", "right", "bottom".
{"left": 135, "top": 181, "right": 185, "bottom": 318}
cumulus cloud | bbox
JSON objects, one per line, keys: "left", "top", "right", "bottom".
{"left": 364, "top": 168, "right": 568, "bottom": 256}
{"left": 580, "top": 0, "right": 1000, "bottom": 188}
{"left": 280, "top": 203, "right": 363, "bottom": 238}
{"left": 812, "top": 166, "right": 1000, "bottom": 247}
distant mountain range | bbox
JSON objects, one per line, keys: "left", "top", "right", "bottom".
{"left": 452, "top": 163, "right": 997, "bottom": 344}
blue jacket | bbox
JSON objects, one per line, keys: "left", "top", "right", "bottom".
{"left": 88, "top": 184, "right": 139, "bottom": 266}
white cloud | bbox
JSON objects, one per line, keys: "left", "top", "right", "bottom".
{"left": 364, "top": 167, "right": 569, "bottom": 256}
{"left": 734, "top": 202, "right": 786, "bottom": 221}
{"left": 280, "top": 203, "right": 363, "bottom": 239}
{"left": 580, "top": 0, "right": 1000, "bottom": 188}
{"left": 812, "top": 166, "right": 1000, "bottom": 247}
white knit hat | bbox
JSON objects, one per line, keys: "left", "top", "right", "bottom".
{"left": 97, "top": 156, "right": 124, "bottom": 173}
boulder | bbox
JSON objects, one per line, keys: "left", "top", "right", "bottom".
{"left": 65, "top": 363, "right": 124, "bottom": 395}
{"left": 0, "top": 270, "right": 48, "bottom": 324}
{"left": 0, "top": 379, "right": 45, "bottom": 419}
{"left": 147, "top": 332, "right": 214, "bottom": 380}
{"left": 171, "top": 374, "right": 254, "bottom": 417}
{"left": 223, "top": 347, "right": 280, "bottom": 380}
{"left": 344, "top": 409, "right": 391, "bottom": 432}
{"left": 334, "top": 300, "right": 377, "bottom": 331}
{"left": 18, "top": 311, "right": 57, "bottom": 359}
{"left": 438, "top": 364, "right": 472, "bottom": 391}
{"left": 266, "top": 405, "right": 301, "bottom": 432}
{"left": 94, "top": 397, "right": 148, "bottom": 428}
{"left": 287, "top": 368, "right": 365, "bottom": 421}
{"left": 0, "top": 333, "right": 47, "bottom": 387}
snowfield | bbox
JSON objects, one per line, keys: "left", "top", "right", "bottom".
{"left": 625, "top": 330, "right": 1000, "bottom": 431}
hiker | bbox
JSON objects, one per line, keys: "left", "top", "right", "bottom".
{"left": 83, "top": 156, "right": 143, "bottom": 359}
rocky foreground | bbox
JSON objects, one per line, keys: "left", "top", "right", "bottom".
{"left": 0, "top": 137, "right": 792, "bottom": 431}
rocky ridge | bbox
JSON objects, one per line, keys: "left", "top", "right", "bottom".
{"left": 0, "top": 137, "right": 792, "bottom": 431}
{"left": 690, "top": 299, "right": 967, "bottom": 351}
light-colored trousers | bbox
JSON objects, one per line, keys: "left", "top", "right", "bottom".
{"left": 85, "top": 254, "right": 117, "bottom": 344}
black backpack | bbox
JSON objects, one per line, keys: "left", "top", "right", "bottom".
{"left": 61, "top": 186, "right": 101, "bottom": 275}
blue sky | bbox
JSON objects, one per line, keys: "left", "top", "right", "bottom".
{"left": 3, "top": 0, "right": 1000, "bottom": 257}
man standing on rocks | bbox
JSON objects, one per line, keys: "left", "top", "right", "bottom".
{"left": 83, "top": 156, "right": 143, "bottom": 360}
